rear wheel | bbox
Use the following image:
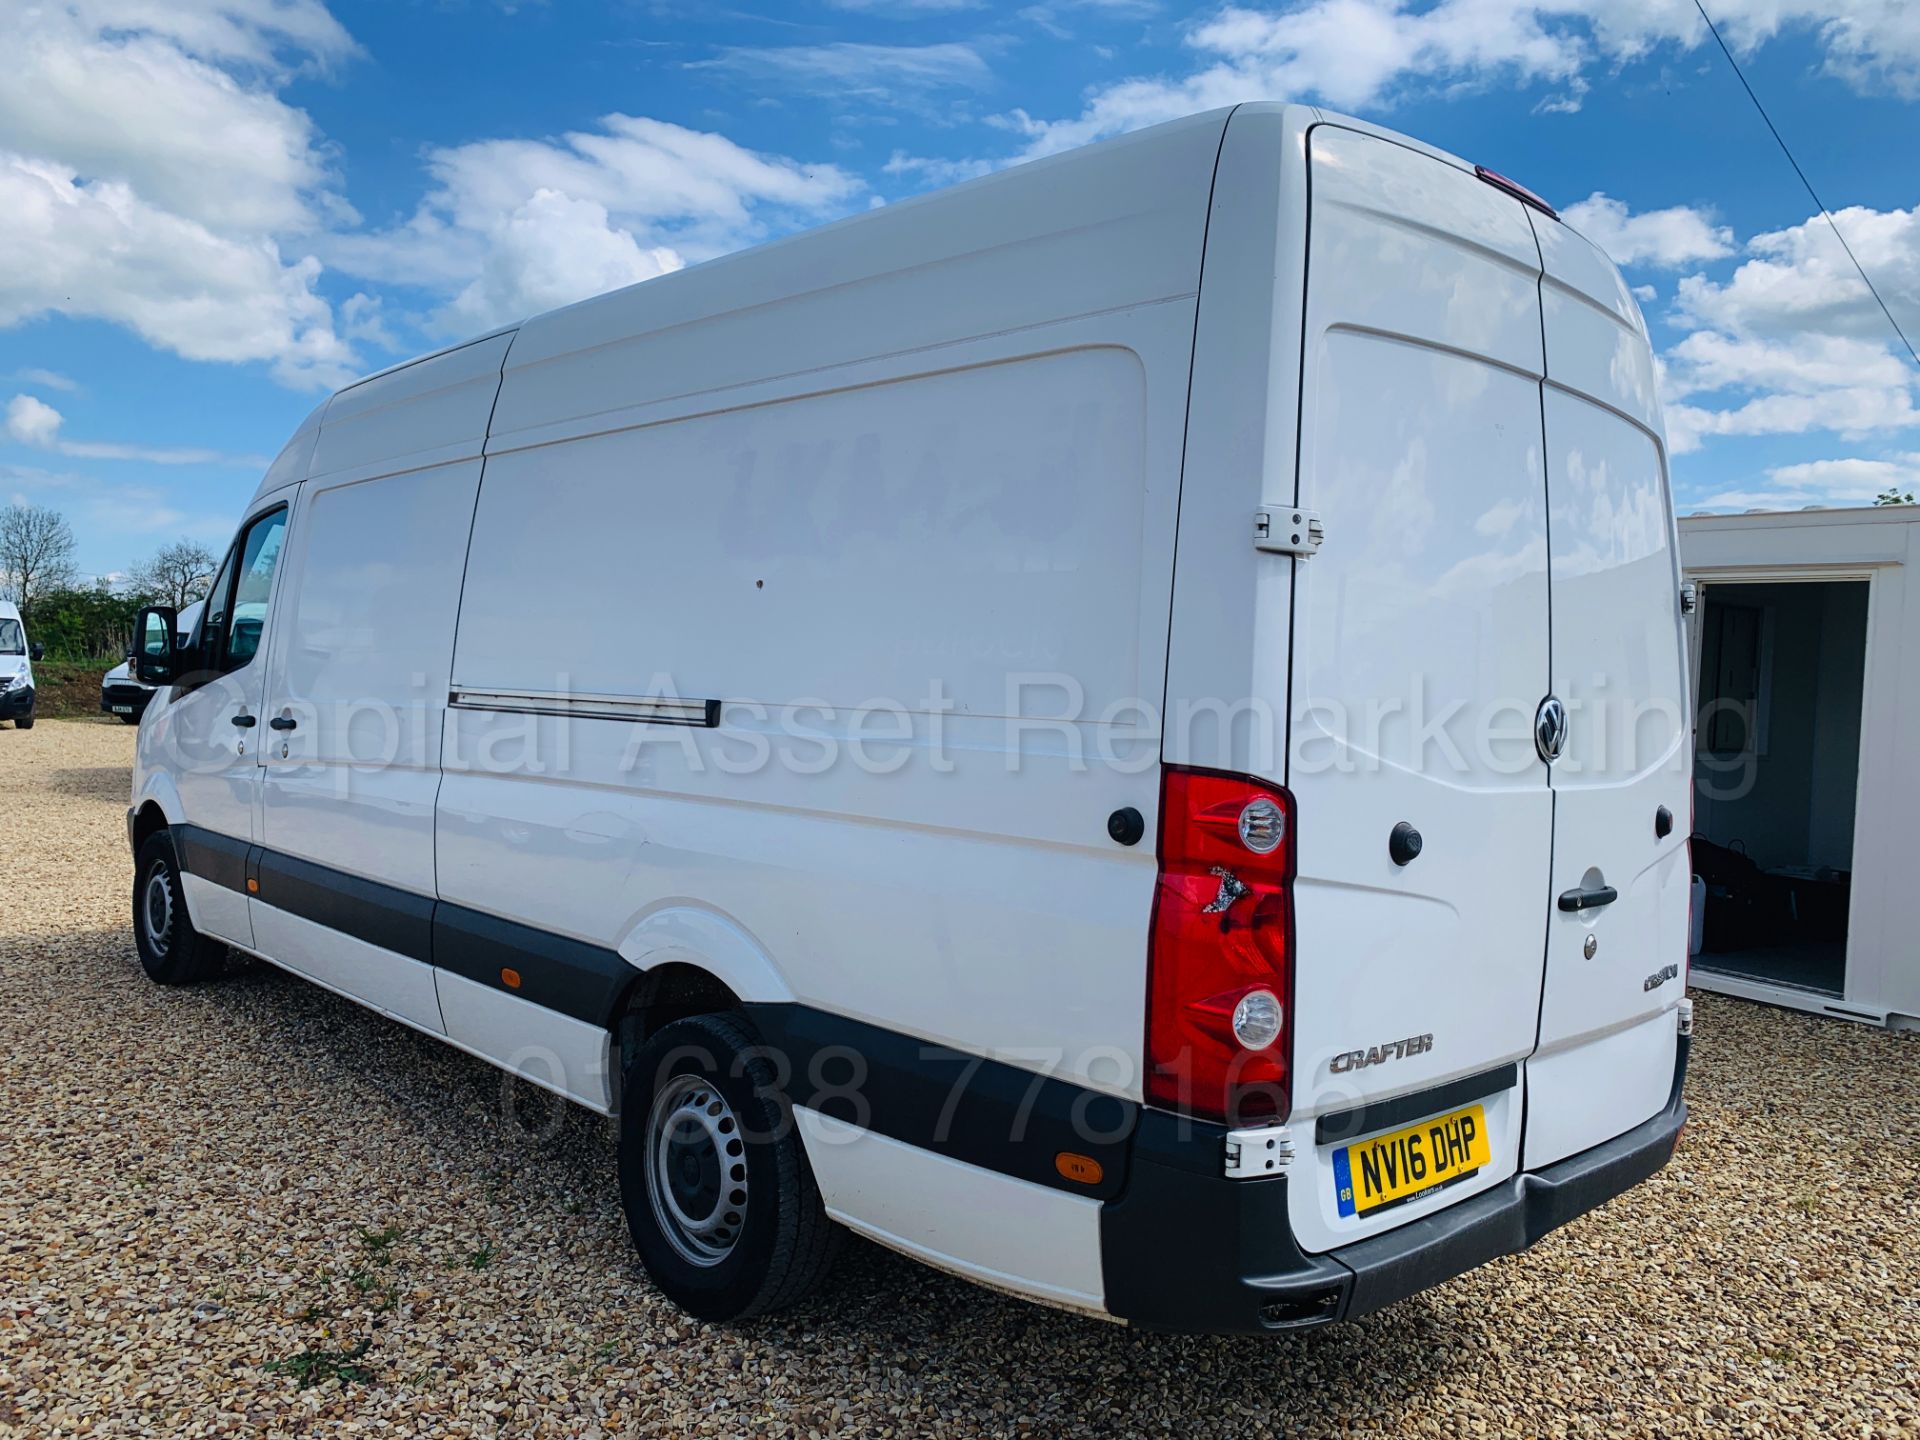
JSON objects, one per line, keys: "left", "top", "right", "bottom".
{"left": 132, "top": 831, "right": 224, "bottom": 984}
{"left": 618, "top": 1011, "right": 839, "bottom": 1321}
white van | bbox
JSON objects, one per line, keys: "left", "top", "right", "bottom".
{"left": 127, "top": 104, "right": 1692, "bottom": 1332}
{"left": 1, "top": 599, "right": 44, "bottom": 729}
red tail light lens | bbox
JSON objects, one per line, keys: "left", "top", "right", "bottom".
{"left": 1146, "top": 767, "right": 1295, "bottom": 1125}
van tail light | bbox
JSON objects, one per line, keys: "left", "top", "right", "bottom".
{"left": 1146, "top": 767, "right": 1295, "bottom": 1126}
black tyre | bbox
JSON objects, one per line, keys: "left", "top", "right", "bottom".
{"left": 15, "top": 713, "right": 32, "bottom": 729}
{"left": 132, "top": 831, "right": 224, "bottom": 984}
{"left": 618, "top": 1011, "right": 839, "bottom": 1321}
{"left": 118, "top": 713, "right": 141, "bottom": 726}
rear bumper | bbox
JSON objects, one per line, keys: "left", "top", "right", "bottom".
{"left": 1101, "top": 1035, "right": 1689, "bottom": 1333}
{"left": 0, "top": 684, "right": 34, "bottom": 719}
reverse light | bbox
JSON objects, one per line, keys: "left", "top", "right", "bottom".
{"left": 1232, "top": 989, "right": 1285, "bottom": 1050}
{"left": 1237, "top": 797, "right": 1286, "bottom": 855}
{"left": 1146, "top": 768, "right": 1296, "bottom": 1125}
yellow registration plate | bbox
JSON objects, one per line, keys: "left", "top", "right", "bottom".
{"left": 1334, "top": 1104, "right": 1490, "bottom": 1218}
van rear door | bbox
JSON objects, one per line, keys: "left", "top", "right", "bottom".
{"left": 1525, "top": 220, "right": 1692, "bottom": 1168}
{"left": 1282, "top": 124, "right": 1554, "bottom": 1254}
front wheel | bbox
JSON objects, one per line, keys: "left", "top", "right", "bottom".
{"left": 618, "top": 1011, "right": 839, "bottom": 1321}
{"left": 14, "top": 713, "right": 32, "bottom": 729}
{"left": 132, "top": 831, "right": 224, "bottom": 984}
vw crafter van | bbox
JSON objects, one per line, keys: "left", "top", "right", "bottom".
{"left": 128, "top": 104, "right": 1692, "bottom": 1333}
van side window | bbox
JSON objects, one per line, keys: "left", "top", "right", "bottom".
{"left": 196, "top": 506, "right": 287, "bottom": 674}
{"left": 225, "top": 509, "right": 287, "bottom": 668}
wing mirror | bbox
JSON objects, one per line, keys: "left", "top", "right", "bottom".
{"left": 133, "top": 605, "right": 180, "bottom": 686}
{"left": 29, "top": 642, "right": 44, "bottom": 662}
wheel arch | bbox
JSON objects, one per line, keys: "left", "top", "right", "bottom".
{"left": 608, "top": 905, "right": 794, "bottom": 1112}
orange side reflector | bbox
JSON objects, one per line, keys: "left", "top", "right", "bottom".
{"left": 499, "top": 967, "right": 522, "bottom": 990}
{"left": 1055, "top": 1152, "right": 1103, "bottom": 1185}
{"left": 245, "top": 878, "right": 259, "bottom": 894}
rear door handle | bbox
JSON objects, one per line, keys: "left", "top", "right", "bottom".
{"left": 269, "top": 715, "right": 298, "bottom": 731}
{"left": 230, "top": 714, "right": 256, "bottom": 728}
{"left": 1558, "top": 885, "right": 1618, "bottom": 913}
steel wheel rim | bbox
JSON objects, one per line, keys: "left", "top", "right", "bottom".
{"left": 644, "top": 1073, "right": 748, "bottom": 1267}
{"left": 142, "top": 865, "right": 174, "bottom": 956}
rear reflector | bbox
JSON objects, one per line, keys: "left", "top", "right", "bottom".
{"left": 1146, "top": 767, "right": 1296, "bottom": 1125}
{"left": 1474, "top": 164, "right": 1557, "bottom": 219}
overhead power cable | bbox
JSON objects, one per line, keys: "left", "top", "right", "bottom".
{"left": 1692, "top": 0, "right": 1918, "bottom": 369}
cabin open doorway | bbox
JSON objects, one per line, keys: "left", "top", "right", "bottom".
{"left": 1689, "top": 578, "right": 1869, "bottom": 998}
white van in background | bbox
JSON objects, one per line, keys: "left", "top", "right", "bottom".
{"left": 126, "top": 103, "right": 1692, "bottom": 1333}
{"left": 1, "top": 599, "right": 44, "bottom": 730}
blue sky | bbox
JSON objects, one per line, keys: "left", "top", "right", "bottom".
{"left": 2, "top": 0, "right": 1917, "bottom": 582}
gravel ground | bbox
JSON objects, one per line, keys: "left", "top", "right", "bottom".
{"left": 1, "top": 718, "right": 1916, "bottom": 1438}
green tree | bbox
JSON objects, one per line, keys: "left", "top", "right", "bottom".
{"left": 22, "top": 582, "right": 147, "bottom": 662}
{"left": 1874, "top": 487, "right": 1915, "bottom": 506}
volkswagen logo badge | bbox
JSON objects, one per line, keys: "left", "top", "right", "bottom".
{"left": 1535, "top": 695, "right": 1568, "bottom": 764}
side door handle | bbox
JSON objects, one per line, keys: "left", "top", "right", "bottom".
{"left": 269, "top": 714, "right": 298, "bottom": 731}
{"left": 230, "top": 713, "right": 256, "bottom": 728}
{"left": 1558, "top": 884, "right": 1619, "bottom": 913}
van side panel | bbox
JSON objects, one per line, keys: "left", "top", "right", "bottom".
{"left": 434, "top": 115, "right": 1226, "bottom": 1140}
{"left": 438, "top": 318, "right": 1189, "bottom": 1097}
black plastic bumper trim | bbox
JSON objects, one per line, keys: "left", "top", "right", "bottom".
{"left": 168, "top": 825, "right": 631, "bottom": 1028}
{"left": 745, "top": 1002, "right": 1140, "bottom": 1201}
{"left": 173, "top": 823, "right": 252, "bottom": 895}
{"left": 1315, "top": 1063, "right": 1518, "bottom": 1146}
{"left": 1102, "top": 1035, "right": 1689, "bottom": 1333}
{"left": 432, "top": 902, "right": 633, "bottom": 1028}
{"left": 253, "top": 846, "right": 436, "bottom": 964}
{"left": 1, "top": 684, "right": 36, "bottom": 718}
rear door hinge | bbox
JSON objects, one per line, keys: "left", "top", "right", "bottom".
{"left": 1254, "top": 506, "right": 1323, "bottom": 558}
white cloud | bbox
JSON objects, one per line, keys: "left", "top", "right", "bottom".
{"left": 326, "top": 115, "right": 863, "bottom": 334}
{"left": 5, "top": 395, "right": 61, "bottom": 448}
{"left": 883, "top": 150, "right": 1000, "bottom": 186}
{"left": 0, "top": 153, "right": 357, "bottom": 389}
{"left": 0, "top": 1, "right": 356, "bottom": 235}
{"left": 1658, "top": 201, "right": 1920, "bottom": 455}
{"left": 1561, "top": 192, "right": 1734, "bottom": 268}
{"left": 1685, "top": 454, "right": 1920, "bottom": 511}
{"left": 1004, "top": 1, "right": 1920, "bottom": 157}
{"left": 1674, "top": 205, "right": 1920, "bottom": 342}
{"left": 0, "top": 2, "right": 360, "bottom": 388}
{"left": 8, "top": 368, "right": 79, "bottom": 393}
{"left": 690, "top": 41, "right": 996, "bottom": 101}
{"left": 5, "top": 393, "right": 268, "bottom": 468}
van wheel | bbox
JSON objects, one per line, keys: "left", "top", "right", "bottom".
{"left": 15, "top": 714, "right": 32, "bottom": 729}
{"left": 132, "top": 831, "right": 224, "bottom": 985}
{"left": 618, "top": 1011, "right": 839, "bottom": 1322}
